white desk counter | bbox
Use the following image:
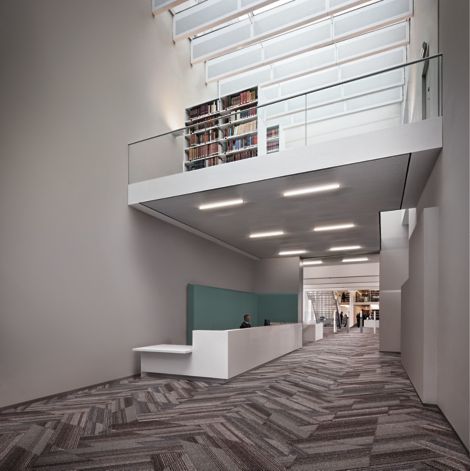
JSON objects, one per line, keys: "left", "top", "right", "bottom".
{"left": 134, "top": 323, "right": 302, "bottom": 380}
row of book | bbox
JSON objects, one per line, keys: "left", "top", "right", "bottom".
{"left": 224, "top": 120, "right": 257, "bottom": 137}
{"left": 188, "top": 129, "right": 218, "bottom": 146}
{"left": 224, "top": 89, "right": 257, "bottom": 108}
{"left": 227, "top": 135, "right": 258, "bottom": 152}
{"left": 187, "top": 157, "right": 220, "bottom": 171}
{"left": 226, "top": 107, "right": 257, "bottom": 124}
{"left": 187, "top": 143, "right": 219, "bottom": 160}
{"left": 187, "top": 100, "right": 219, "bottom": 120}
{"left": 188, "top": 118, "right": 218, "bottom": 133}
{"left": 226, "top": 149, "right": 257, "bottom": 163}
{"left": 267, "top": 126, "right": 279, "bottom": 139}
{"left": 267, "top": 140, "right": 279, "bottom": 153}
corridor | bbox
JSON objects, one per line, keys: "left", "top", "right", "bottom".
{"left": 1, "top": 331, "right": 469, "bottom": 470}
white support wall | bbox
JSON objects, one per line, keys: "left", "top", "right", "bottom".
{"left": 401, "top": 206, "right": 438, "bottom": 404}
{"left": 379, "top": 209, "right": 409, "bottom": 353}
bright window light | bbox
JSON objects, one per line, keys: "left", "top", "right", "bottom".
{"left": 283, "top": 183, "right": 340, "bottom": 197}
{"left": 253, "top": 0, "right": 293, "bottom": 15}
{"left": 329, "top": 245, "right": 362, "bottom": 251}
{"left": 249, "top": 230, "right": 285, "bottom": 238}
{"left": 342, "top": 257, "right": 369, "bottom": 263}
{"left": 198, "top": 198, "right": 244, "bottom": 210}
{"left": 279, "top": 249, "right": 307, "bottom": 256}
{"left": 302, "top": 260, "right": 323, "bottom": 266}
{"left": 314, "top": 223, "right": 355, "bottom": 232}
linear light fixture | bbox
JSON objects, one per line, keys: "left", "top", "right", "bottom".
{"left": 342, "top": 257, "right": 369, "bottom": 263}
{"left": 249, "top": 230, "right": 285, "bottom": 239}
{"left": 302, "top": 260, "right": 323, "bottom": 266}
{"left": 329, "top": 245, "right": 362, "bottom": 251}
{"left": 283, "top": 183, "right": 340, "bottom": 197}
{"left": 198, "top": 198, "right": 244, "bottom": 210}
{"left": 279, "top": 249, "right": 307, "bottom": 256}
{"left": 314, "top": 223, "right": 355, "bottom": 232}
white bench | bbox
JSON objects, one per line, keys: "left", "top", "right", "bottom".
{"left": 133, "top": 344, "right": 192, "bottom": 354}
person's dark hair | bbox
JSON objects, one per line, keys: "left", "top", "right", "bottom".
{"left": 243, "top": 314, "right": 250, "bottom": 321}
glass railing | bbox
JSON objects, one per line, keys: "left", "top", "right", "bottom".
{"left": 129, "top": 54, "right": 442, "bottom": 185}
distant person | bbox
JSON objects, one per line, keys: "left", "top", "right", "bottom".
{"left": 356, "top": 313, "right": 361, "bottom": 328}
{"left": 343, "top": 314, "right": 349, "bottom": 328}
{"left": 240, "top": 314, "right": 252, "bottom": 329}
{"left": 340, "top": 312, "right": 344, "bottom": 326}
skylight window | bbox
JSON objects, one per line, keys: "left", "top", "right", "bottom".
{"left": 252, "top": 0, "right": 294, "bottom": 16}
{"left": 170, "top": 0, "right": 206, "bottom": 16}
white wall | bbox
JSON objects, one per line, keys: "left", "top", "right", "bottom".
{"left": 401, "top": 207, "right": 439, "bottom": 404}
{"left": 303, "top": 260, "right": 380, "bottom": 291}
{"left": 401, "top": 0, "right": 469, "bottom": 449}
{"left": 379, "top": 210, "right": 409, "bottom": 352}
{"left": 0, "top": 0, "right": 256, "bottom": 408}
{"left": 255, "top": 257, "right": 300, "bottom": 293}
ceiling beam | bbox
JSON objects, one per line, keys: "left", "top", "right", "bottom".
{"left": 173, "top": 0, "right": 276, "bottom": 41}
{"left": 152, "top": 0, "right": 188, "bottom": 16}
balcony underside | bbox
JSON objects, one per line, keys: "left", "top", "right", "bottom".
{"left": 129, "top": 118, "right": 442, "bottom": 260}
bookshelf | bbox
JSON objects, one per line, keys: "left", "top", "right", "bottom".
{"left": 184, "top": 88, "right": 258, "bottom": 171}
{"left": 266, "top": 125, "right": 280, "bottom": 154}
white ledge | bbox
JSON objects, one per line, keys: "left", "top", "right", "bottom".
{"left": 133, "top": 344, "right": 193, "bottom": 354}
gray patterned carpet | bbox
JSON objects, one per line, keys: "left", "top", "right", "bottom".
{"left": 1, "top": 329, "right": 469, "bottom": 470}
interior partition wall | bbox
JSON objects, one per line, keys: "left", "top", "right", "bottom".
{"left": 187, "top": 284, "right": 298, "bottom": 343}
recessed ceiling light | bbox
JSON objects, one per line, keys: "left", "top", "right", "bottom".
{"left": 329, "top": 245, "right": 362, "bottom": 251}
{"left": 342, "top": 257, "right": 369, "bottom": 263}
{"left": 302, "top": 260, "right": 323, "bottom": 266}
{"left": 279, "top": 249, "right": 307, "bottom": 256}
{"left": 314, "top": 223, "right": 355, "bottom": 232}
{"left": 283, "top": 183, "right": 340, "bottom": 197}
{"left": 198, "top": 198, "right": 244, "bottom": 210}
{"left": 249, "top": 230, "right": 285, "bottom": 239}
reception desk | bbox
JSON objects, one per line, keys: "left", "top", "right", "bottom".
{"left": 133, "top": 323, "right": 302, "bottom": 380}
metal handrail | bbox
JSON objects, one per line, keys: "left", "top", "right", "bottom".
{"left": 128, "top": 53, "right": 442, "bottom": 146}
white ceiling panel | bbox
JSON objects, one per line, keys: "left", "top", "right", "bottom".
{"left": 142, "top": 156, "right": 409, "bottom": 259}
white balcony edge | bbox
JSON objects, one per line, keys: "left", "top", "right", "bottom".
{"left": 128, "top": 117, "right": 442, "bottom": 206}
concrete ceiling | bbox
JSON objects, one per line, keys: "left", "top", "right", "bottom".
{"left": 143, "top": 154, "right": 415, "bottom": 259}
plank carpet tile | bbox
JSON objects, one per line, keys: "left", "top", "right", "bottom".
{"left": 0, "top": 329, "right": 469, "bottom": 470}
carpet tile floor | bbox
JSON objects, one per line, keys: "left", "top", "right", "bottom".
{"left": 1, "top": 329, "right": 469, "bottom": 470}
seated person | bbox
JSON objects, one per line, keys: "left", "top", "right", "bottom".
{"left": 240, "top": 314, "right": 252, "bottom": 329}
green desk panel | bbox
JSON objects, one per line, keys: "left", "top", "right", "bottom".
{"left": 187, "top": 284, "right": 298, "bottom": 344}
{"left": 187, "top": 285, "right": 258, "bottom": 344}
{"left": 258, "top": 293, "right": 298, "bottom": 324}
